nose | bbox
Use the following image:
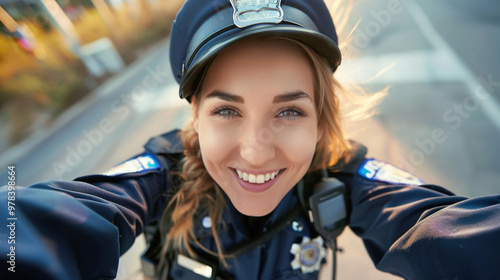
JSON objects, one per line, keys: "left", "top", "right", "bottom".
{"left": 240, "top": 126, "right": 276, "bottom": 166}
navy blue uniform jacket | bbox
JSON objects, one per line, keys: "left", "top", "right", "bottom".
{"left": 1, "top": 130, "right": 500, "bottom": 279}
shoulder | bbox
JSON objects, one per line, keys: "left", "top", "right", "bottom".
{"left": 330, "top": 141, "right": 424, "bottom": 186}
{"left": 144, "top": 129, "right": 184, "bottom": 155}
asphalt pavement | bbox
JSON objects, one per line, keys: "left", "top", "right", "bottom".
{"left": 1, "top": 0, "right": 499, "bottom": 279}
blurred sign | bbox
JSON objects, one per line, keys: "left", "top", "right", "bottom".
{"left": 80, "top": 37, "right": 125, "bottom": 77}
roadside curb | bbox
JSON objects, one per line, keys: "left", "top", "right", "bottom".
{"left": 0, "top": 37, "right": 171, "bottom": 170}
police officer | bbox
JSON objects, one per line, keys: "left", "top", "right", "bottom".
{"left": 1, "top": 0, "right": 500, "bottom": 280}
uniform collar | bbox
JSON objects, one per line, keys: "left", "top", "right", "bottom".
{"left": 222, "top": 185, "right": 299, "bottom": 241}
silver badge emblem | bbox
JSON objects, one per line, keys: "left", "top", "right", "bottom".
{"left": 290, "top": 236, "right": 327, "bottom": 274}
{"left": 229, "top": 0, "right": 284, "bottom": 28}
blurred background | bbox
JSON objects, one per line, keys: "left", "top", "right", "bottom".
{"left": 0, "top": 0, "right": 182, "bottom": 151}
{"left": 0, "top": 0, "right": 499, "bottom": 279}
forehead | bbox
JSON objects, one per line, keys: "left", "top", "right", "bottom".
{"left": 211, "top": 38, "right": 308, "bottom": 68}
{"left": 199, "top": 38, "right": 315, "bottom": 98}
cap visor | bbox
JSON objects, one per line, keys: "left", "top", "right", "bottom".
{"left": 180, "top": 24, "right": 341, "bottom": 99}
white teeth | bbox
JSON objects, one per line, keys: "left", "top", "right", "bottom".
{"left": 235, "top": 169, "right": 281, "bottom": 184}
{"left": 256, "top": 175, "right": 265, "bottom": 184}
{"left": 248, "top": 174, "right": 256, "bottom": 183}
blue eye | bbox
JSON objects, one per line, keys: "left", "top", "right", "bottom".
{"left": 277, "top": 107, "right": 307, "bottom": 120}
{"left": 212, "top": 106, "right": 240, "bottom": 119}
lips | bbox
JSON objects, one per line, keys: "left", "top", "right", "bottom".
{"left": 232, "top": 168, "right": 283, "bottom": 193}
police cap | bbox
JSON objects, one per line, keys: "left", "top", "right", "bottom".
{"left": 170, "top": 0, "right": 342, "bottom": 100}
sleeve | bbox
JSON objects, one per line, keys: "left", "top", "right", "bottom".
{"left": 346, "top": 159, "right": 500, "bottom": 279}
{"left": 0, "top": 153, "right": 173, "bottom": 280}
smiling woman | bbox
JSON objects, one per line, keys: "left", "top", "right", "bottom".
{"left": 165, "top": 36, "right": 357, "bottom": 267}
{"left": 195, "top": 38, "right": 321, "bottom": 215}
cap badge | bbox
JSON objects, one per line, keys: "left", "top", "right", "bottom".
{"left": 290, "top": 236, "right": 327, "bottom": 274}
{"left": 229, "top": 0, "right": 284, "bottom": 28}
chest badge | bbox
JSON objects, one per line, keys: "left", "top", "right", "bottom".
{"left": 290, "top": 236, "right": 326, "bottom": 273}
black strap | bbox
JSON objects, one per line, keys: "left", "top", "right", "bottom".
{"left": 224, "top": 201, "right": 302, "bottom": 257}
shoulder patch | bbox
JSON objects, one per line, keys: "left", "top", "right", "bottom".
{"left": 102, "top": 154, "right": 160, "bottom": 176}
{"left": 358, "top": 159, "right": 424, "bottom": 185}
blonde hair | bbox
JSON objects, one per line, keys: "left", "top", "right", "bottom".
{"left": 163, "top": 0, "right": 385, "bottom": 265}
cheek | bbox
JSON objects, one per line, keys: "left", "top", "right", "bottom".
{"left": 276, "top": 124, "right": 319, "bottom": 165}
{"left": 197, "top": 119, "right": 238, "bottom": 168}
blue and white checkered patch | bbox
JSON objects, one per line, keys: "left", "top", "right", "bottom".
{"left": 358, "top": 159, "right": 424, "bottom": 185}
{"left": 102, "top": 154, "right": 160, "bottom": 176}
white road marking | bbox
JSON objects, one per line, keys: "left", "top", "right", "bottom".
{"left": 132, "top": 83, "right": 190, "bottom": 113}
{"left": 338, "top": 49, "right": 465, "bottom": 84}
{"left": 338, "top": 0, "right": 500, "bottom": 130}
{"left": 404, "top": 0, "right": 500, "bottom": 129}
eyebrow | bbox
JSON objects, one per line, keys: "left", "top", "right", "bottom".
{"left": 273, "top": 91, "right": 312, "bottom": 103}
{"left": 204, "top": 90, "right": 312, "bottom": 103}
{"left": 205, "top": 91, "right": 244, "bottom": 103}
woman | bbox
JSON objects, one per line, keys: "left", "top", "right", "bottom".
{"left": 1, "top": 0, "right": 499, "bottom": 279}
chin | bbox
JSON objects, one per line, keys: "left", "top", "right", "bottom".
{"left": 231, "top": 197, "right": 279, "bottom": 217}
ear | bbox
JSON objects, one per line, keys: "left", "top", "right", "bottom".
{"left": 191, "top": 95, "right": 200, "bottom": 133}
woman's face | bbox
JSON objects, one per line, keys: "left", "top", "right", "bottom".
{"left": 193, "top": 39, "right": 322, "bottom": 216}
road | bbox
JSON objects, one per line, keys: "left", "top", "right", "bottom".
{"left": 334, "top": 2, "right": 500, "bottom": 278}
{"left": 342, "top": 0, "right": 500, "bottom": 197}
{"left": 1, "top": 0, "right": 499, "bottom": 279}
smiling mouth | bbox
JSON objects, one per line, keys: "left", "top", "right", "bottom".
{"left": 234, "top": 169, "right": 281, "bottom": 184}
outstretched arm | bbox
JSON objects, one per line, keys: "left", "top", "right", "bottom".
{"left": 0, "top": 153, "right": 173, "bottom": 280}
{"left": 343, "top": 155, "right": 500, "bottom": 279}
